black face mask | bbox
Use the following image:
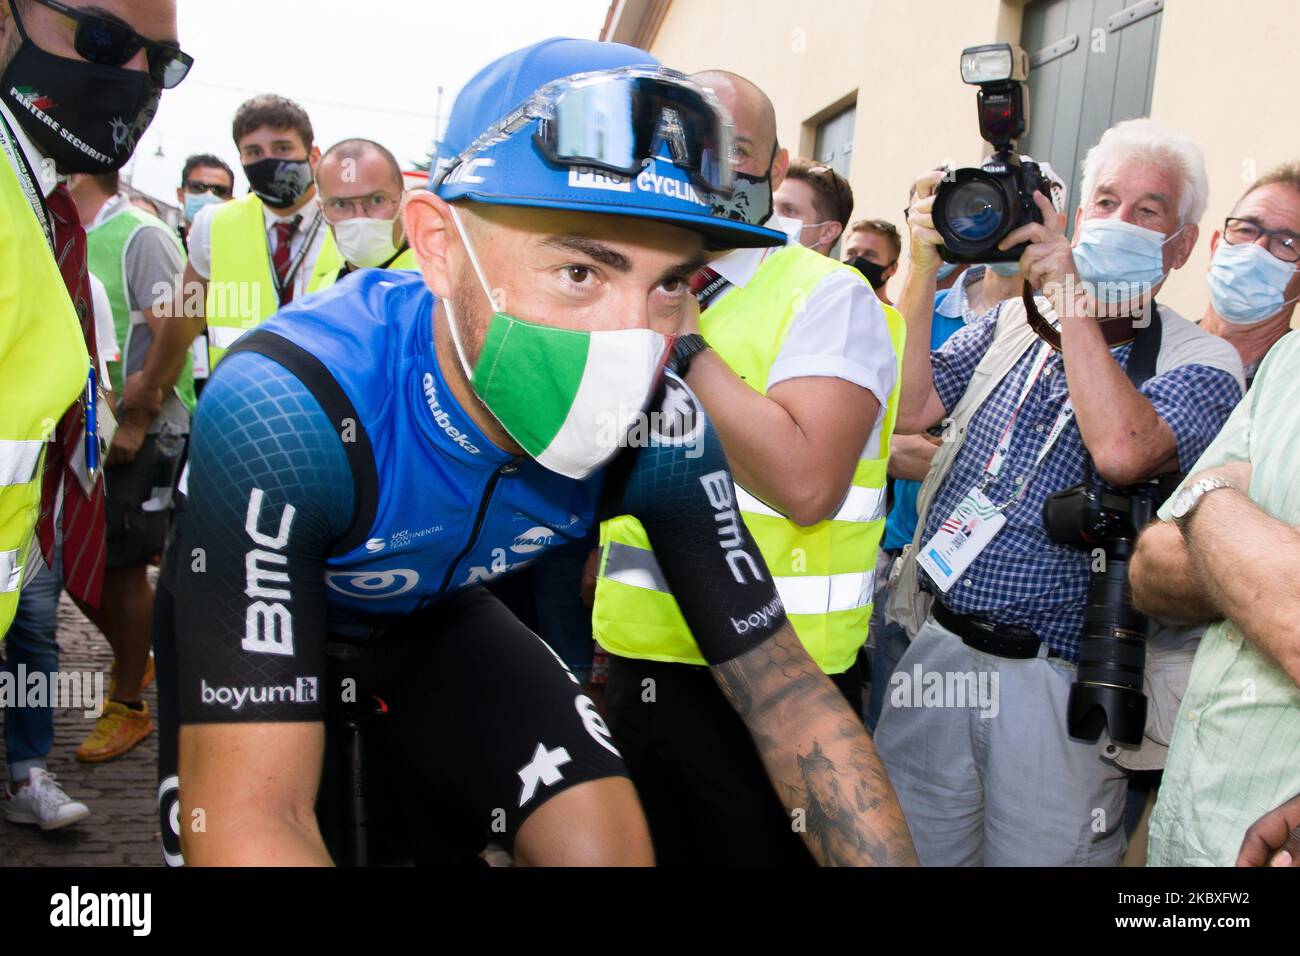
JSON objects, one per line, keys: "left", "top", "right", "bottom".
{"left": 710, "top": 170, "right": 773, "bottom": 226}
{"left": 242, "top": 157, "right": 314, "bottom": 209}
{"left": 847, "top": 255, "right": 890, "bottom": 290}
{"left": 710, "top": 141, "right": 778, "bottom": 226}
{"left": 0, "top": 4, "right": 160, "bottom": 174}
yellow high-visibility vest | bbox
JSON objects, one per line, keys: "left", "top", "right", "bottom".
{"left": 0, "top": 150, "right": 88, "bottom": 636}
{"left": 594, "top": 244, "right": 906, "bottom": 673}
{"left": 305, "top": 230, "right": 417, "bottom": 293}
{"left": 205, "top": 194, "right": 328, "bottom": 368}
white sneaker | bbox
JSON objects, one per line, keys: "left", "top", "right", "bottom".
{"left": 3, "top": 769, "right": 91, "bottom": 830}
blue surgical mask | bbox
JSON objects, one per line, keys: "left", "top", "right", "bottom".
{"left": 183, "top": 190, "right": 223, "bottom": 222}
{"left": 985, "top": 261, "right": 1020, "bottom": 278}
{"left": 937, "top": 261, "right": 960, "bottom": 281}
{"left": 1072, "top": 218, "right": 1184, "bottom": 304}
{"left": 1207, "top": 240, "right": 1300, "bottom": 325}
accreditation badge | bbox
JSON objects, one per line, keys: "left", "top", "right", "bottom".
{"left": 916, "top": 487, "right": 1007, "bottom": 593}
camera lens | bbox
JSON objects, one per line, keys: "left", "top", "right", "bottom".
{"left": 944, "top": 179, "right": 1006, "bottom": 243}
{"left": 1067, "top": 540, "right": 1149, "bottom": 746}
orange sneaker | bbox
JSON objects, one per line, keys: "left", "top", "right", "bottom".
{"left": 107, "top": 655, "right": 155, "bottom": 699}
{"left": 75, "top": 701, "right": 153, "bottom": 763}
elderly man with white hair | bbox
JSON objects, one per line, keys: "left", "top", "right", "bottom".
{"left": 876, "top": 119, "right": 1245, "bottom": 866}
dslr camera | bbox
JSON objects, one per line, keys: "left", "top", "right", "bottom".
{"left": 933, "top": 43, "right": 1053, "bottom": 264}
{"left": 1041, "top": 475, "right": 1180, "bottom": 746}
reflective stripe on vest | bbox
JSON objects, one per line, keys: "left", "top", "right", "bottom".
{"left": 603, "top": 540, "right": 877, "bottom": 616}
{"left": 733, "top": 483, "right": 887, "bottom": 524}
{"left": 205, "top": 193, "right": 280, "bottom": 370}
{"left": 594, "top": 244, "right": 906, "bottom": 674}
{"left": 207, "top": 326, "right": 251, "bottom": 350}
{"left": 0, "top": 440, "right": 44, "bottom": 487}
{"left": 1, "top": 547, "right": 22, "bottom": 593}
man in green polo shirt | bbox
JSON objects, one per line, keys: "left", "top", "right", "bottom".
{"left": 69, "top": 169, "right": 192, "bottom": 763}
{"left": 1130, "top": 331, "right": 1300, "bottom": 866}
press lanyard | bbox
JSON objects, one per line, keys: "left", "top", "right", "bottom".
{"left": 270, "top": 208, "right": 323, "bottom": 301}
{"left": 980, "top": 341, "right": 1075, "bottom": 508}
{"left": 0, "top": 109, "right": 53, "bottom": 252}
{"left": 694, "top": 271, "right": 732, "bottom": 309}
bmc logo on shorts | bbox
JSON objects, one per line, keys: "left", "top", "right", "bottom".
{"left": 200, "top": 677, "right": 318, "bottom": 712}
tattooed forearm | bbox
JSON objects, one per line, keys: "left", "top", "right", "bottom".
{"left": 711, "top": 655, "right": 755, "bottom": 717}
{"left": 711, "top": 626, "right": 919, "bottom": 867}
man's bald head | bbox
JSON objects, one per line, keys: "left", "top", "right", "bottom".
{"left": 318, "top": 138, "right": 403, "bottom": 194}
{"left": 692, "top": 70, "right": 781, "bottom": 176}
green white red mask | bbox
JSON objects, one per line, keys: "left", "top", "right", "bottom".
{"left": 442, "top": 205, "right": 672, "bottom": 479}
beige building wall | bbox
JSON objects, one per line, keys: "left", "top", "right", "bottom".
{"left": 618, "top": 0, "right": 1299, "bottom": 318}
{"left": 643, "top": 0, "right": 1021, "bottom": 301}
{"left": 1148, "top": 0, "right": 1300, "bottom": 321}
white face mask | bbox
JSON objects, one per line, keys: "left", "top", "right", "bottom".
{"left": 780, "top": 216, "right": 833, "bottom": 248}
{"left": 332, "top": 216, "right": 400, "bottom": 268}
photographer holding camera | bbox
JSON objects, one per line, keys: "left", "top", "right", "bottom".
{"left": 879, "top": 106, "right": 1244, "bottom": 864}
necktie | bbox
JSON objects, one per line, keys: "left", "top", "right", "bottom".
{"left": 272, "top": 217, "right": 300, "bottom": 305}
{"left": 36, "top": 184, "right": 105, "bottom": 608}
{"left": 689, "top": 266, "right": 729, "bottom": 312}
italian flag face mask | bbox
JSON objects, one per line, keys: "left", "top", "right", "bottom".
{"left": 443, "top": 205, "right": 672, "bottom": 479}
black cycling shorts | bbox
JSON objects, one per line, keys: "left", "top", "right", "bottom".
{"left": 156, "top": 584, "right": 628, "bottom": 864}
{"left": 104, "top": 428, "right": 185, "bottom": 569}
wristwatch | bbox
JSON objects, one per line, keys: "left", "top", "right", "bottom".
{"left": 670, "top": 333, "right": 710, "bottom": 377}
{"left": 1170, "top": 476, "right": 1238, "bottom": 531}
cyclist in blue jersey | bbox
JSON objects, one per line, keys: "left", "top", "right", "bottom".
{"left": 155, "top": 38, "right": 917, "bottom": 867}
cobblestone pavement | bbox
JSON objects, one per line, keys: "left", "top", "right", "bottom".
{"left": 1, "top": 592, "right": 162, "bottom": 867}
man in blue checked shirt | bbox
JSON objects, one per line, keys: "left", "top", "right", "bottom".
{"left": 877, "top": 119, "right": 1245, "bottom": 867}
{"left": 866, "top": 165, "right": 1070, "bottom": 733}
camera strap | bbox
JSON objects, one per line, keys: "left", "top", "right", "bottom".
{"left": 981, "top": 341, "right": 1075, "bottom": 505}
{"left": 1077, "top": 303, "right": 1168, "bottom": 489}
{"left": 1125, "top": 302, "right": 1162, "bottom": 389}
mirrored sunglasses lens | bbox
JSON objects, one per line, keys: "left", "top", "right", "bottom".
{"left": 672, "top": 93, "right": 731, "bottom": 193}
{"left": 157, "top": 52, "right": 193, "bottom": 89}
{"left": 76, "top": 16, "right": 134, "bottom": 65}
{"left": 551, "top": 82, "right": 639, "bottom": 172}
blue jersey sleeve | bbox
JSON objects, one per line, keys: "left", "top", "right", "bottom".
{"left": 164, "top": 351, "right": 355, "bottom": 723}
{"left": 600, "top": 370, "right": 788, "bottom": 664}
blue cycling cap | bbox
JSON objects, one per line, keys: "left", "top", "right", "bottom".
{"left": 432, "top": 37, "right": 785, "bottom": 251}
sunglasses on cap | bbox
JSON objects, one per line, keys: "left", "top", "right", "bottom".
{"left": 807, "top": 163, "right": 853, "bottom": 206}
{"left": 23, "top": 0, "right": 194, "bottom": 89}
{"left": 443, "top": 66, "right": 737, "bottom": 199}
